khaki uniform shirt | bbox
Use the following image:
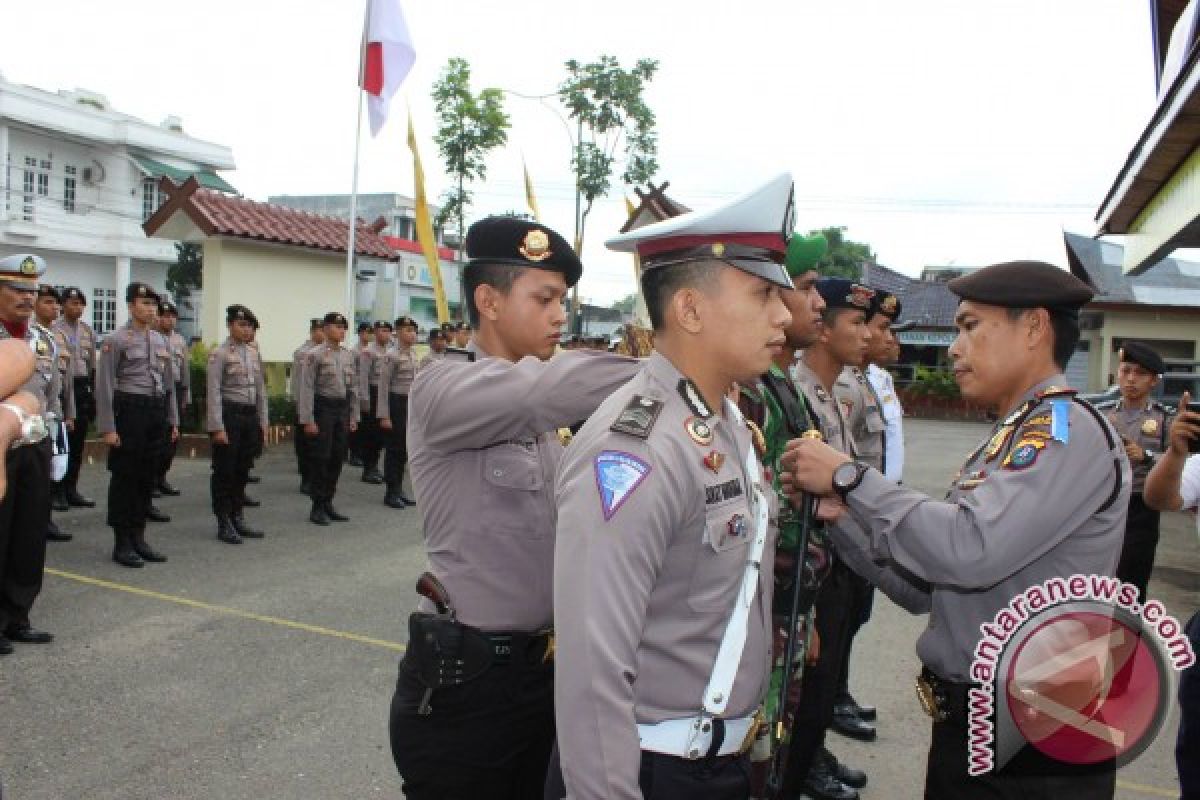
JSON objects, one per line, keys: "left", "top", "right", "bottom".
{"left": 289, "top": 339, "right": 318, "bottom": 397}
{"left": 835, "top": 365, "right": 885, "bottom": 472}
{"left": 791, "top": 356, "right": 852, "bottom": 454}
{"left": 206, "top": 337, "right": 269, "bottom": 431}
{"left": 1098, "top": 399, "right": 1170, "bottom": 494}
{"left": 377, "top": 346, "right": 419, "bottom": 418}
{"left": 54, "top": 317, "right": 96, "bottom": 378}
{"left": 357, "top": 343, "right": 388, "bottom": 411}
{"left": 418, "top": 350, "right": 446, "bottom": 370}
{"left": 0, "top": 322, "right": 61, "bottom": 418}
{"left": 166, "top": 331, "right": 191, "bottom": 405}
{"left": 44, "top": 322, "right": 75, "bottom": 420}
{"left": 295, "top": 343, "right": 359, "bottom": 426}
{"left": 95, "top": 323, "right": 179, "bottom": 433}
{"left": 406, "top": 342, "right": 641, "bottom": 632}
{"left": 553, "top": 353, "right": 775, "bottom": 799}
{"left": 835, "top": 375, "right": 1130, "bottom": 682}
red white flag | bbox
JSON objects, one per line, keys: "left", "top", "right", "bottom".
{"left": 359, "top": 0, "right": 416, "bottom": 136}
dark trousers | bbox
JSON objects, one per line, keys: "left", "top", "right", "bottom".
{"left": 106, "top": 392, "right": 168, "bottom": 531}
{"left": 0, "top": 441, "right": 51, "bottom": 632}
{"left": 924, "top": 704, "right": 1115, "bottom": 799}
{"left": 294, "top": 408, "right": 308, "bottom": 478}
{"left": 62, "top": 375, "right": 94, "bottom": 491}
{"left": 1179, "top": 611, "right": 1200, "bottom": 800}
{"left": 157, "top": 386, "right": 187, "bottom": 483}
{"left": 836, "top": 571, "right": 875, "bottom": 700}
{"left": 781, "top": 560, "right": 857, "bottom": 792}
{"left": 360, "top": 387, "right": 383, "bottom": 472}
{"left": 389, "top": 648, "right": 554, "bottom": 799}
{"left": 305, "top": 396, "right": 348, "bottom": 503}
{"left": 1116, "top": 493, "right": 1160, "bottom": 603}
{"left": 210, "top": 405, "right": 261, "bottom": 518}
{"left": 384, "top": 393, "right": 409, "bottom": 491}
{"left": 544, "top": 744, "right": 750, "bottom": 800}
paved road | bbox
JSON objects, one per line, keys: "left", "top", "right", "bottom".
{"left": 1, "top": 418, "right": 1194, "bottom": 799}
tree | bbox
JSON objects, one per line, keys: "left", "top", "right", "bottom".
{"left": 167, "top": 242, "right": 202, "bottom": 299}
{"left": 610, "top": 293, "right": 638, "bottom": 314}
{"left": 558, "top": 56, "right": 659, "bottom": 253}
{"left": 811, "top": 226, "right": 875, "bottom": 279}
{"left": 431, "top": 58, "right": 510, "bottom": 251}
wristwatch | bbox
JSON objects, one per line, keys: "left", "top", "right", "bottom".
{"left": 1, "top": 402, "right": 48, "bottom": 448}
{"left": 832, "top": 460, "right": 869, "bottom": 500}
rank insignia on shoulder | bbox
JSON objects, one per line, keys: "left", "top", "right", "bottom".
{"left": 1002, "top": 399, "right": 1035, "bottom": 427}
{"left": 593, "top": 450, "right": 651, "bottom": 521}
{"left": 984, "top": 426, "right": 1013, "bottom": 462}
{"left": 1141, "top": 418, "right": 1159, "bottom": 436}
{"left": 685, "top": 416, "right": 714, "bottom": 446}
{"left": 611, "top": 395, "right": 664, "bottom": 439}
{"left": 1025, "top": 414, "right": 1052, "bottom": 427}
{"left": 1035, "top": 385, "right": 1077, "bottom": 401}
{"left": 1003, "top": 438, "right": 1047, "bottom": 470}
{"left": 445, "top": 347, "right": 475, "bottom": 363}
{"left": 678, "top": 379, "right": 713, "bottom": 419}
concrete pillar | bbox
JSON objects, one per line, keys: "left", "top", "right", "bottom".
{"left": 115, "top": 255, "right": 131, "bottom": 328}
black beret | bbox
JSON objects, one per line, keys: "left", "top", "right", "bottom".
{"left": 465, "top": 217, "right": 582, "bottom": 288}
{"left": 323, "top": 312, "right": 349, "bottom": 328}
{"left": 357, "top": 322, "right": 372, "bottom": 333}
{"left": 1119, "top": 341, "right": 1165, "bottom": 375}
{"left": 37, "top": 285, "right": 61, "bottom": 302}
{"left": 125, "top": 282, "right": 159, "bottom": 304}
{"left": 309, "top": 318, "right": 323, "bottom": 331}
{"left": 226, "top": 304, "right": 258, "bottom": 327}
{"left": 159, "top": 300, "right": 178, "bottom": 316}
{"left": 373, "top": 320, "right": 393, "bottom": 331}
{"left": 948, "top": 261, "right": 1093, "bottom": 310}
{"left": 394, "top": 316, "right": 418, "bottom": 331}
{"left": 868, "top": 290, "right": 901, "bottom": 322}
{"left": 428, "top": 328, "right": 446, "bottom": 340}
{"left": 817, "top": 278, "right": 875, "bottom": 312}
{"left": 61, "top": 287, "right": 86, "bottom": 304}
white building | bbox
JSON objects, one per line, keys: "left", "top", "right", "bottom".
{"left": 0, "top": 73, "right": 235, "bottom": 334}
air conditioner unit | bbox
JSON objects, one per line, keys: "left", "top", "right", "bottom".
{"left": 82, "top": 162, "right": 106, "bottom": 185}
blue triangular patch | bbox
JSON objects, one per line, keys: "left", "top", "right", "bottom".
{"left": 593, "top": 450, "right": 651, "bottom": 521}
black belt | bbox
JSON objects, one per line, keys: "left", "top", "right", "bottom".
{"left": 114, "top": 391, "right": 167, "bottom": 409}
{"left": 916, "top": 666, "right": 975, "bottom": 722}
{"left": 314, "top": 395, "right": 349, "bottom": 408}
{"left": 481, "top": 631, "right": 553, "bottom": 665}
{"left": 224, "top": 402, "right": 258, "bottom": 415}
{"left": 388, "top": 391, "right": 410, "bottom": 399}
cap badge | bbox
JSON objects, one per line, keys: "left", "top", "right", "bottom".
{"left": 519, "top": 229, "right": 552, "bottom": 262}
{"left": 847, "top": 285, "right": 874, "bottom": 309}
{"left": 1142, "top": 418, "right": 1159, "bottom": 436}
{"left": 19, "top": 257, "right": 37, "bottom": 275}
{"left": 881, "top": 295, "right": 898, "bottom": 314}
{"left": 686, "top": 416, "right": 714, "bottom": 446}
{"left": 703, "top": 450, "right": 726, "bottom": 474}
{"left": 711, "top": 242, "right": 726, "bottom": 257}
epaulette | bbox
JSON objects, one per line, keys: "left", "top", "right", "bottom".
{"left": 610, "top": 395, "right": 664, "bottom": 439}
{"left": 1034, "top": 385, "right": 1077, "bottom": 401}
{"left": 1092, "top": 398, "right": 1118, "bottom": 410}
{"left": 446, "top": 347, "right": 475, "bottom": 363}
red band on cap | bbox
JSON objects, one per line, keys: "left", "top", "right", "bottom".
{"left": 636, "top": 232, "right": 787, "bottom": 258}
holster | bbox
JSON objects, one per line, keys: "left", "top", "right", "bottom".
{"left": 406, "top": 612, "right": 494, "bottom": 690}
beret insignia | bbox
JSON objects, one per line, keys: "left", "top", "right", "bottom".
{"left": 519, "top": 229, "right": 552, "bottom": 262}
{"left": 881, "top": 295, "right": 898, "bottom": 314}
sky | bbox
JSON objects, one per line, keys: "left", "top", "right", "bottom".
{"left": 1, "top": 0, "right": 1162, "bottom": 305}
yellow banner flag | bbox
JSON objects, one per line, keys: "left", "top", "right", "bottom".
{"left": 523, "top": 158, "right": 541, "bottom": 222}
{"left": 407, "top": 111, "right": 450, "bottom": 324}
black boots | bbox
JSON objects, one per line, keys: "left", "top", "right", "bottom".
{"left": 65, "top": 487, "right": 95, "bottom": 507}
{"left": 131, "top": 529, "right": 167, "bottom": 563}
{"left": 156, "top": 480, "right": 181, "bottom": 496}
{"left": 384, "top": 487, "right": 407, "bottom": 508}
{"left": 51, "top": 484, "right": 69, "bottom": 512}
{"left": 217, "top": 516, "right": 243, "bottom": 544}
{"left": 232, "top": 514, "right": 264, "bottom": 539}
{"left": 361, "top": 468, "right": 384, "bottom": 485}
{"left": 309, "top": 501, "right": 330, "bottom": 526}
{"left": 112, "top": 530, "right": 145, "bottom": 568}
{"left": 145, "top": 504, "right": 171, "bottom": 523}
{"left": 324, "top": 501, "right": 349, "bottom": 522}
{"left": 46, "top": 518, "right": 73, "bottom": 542}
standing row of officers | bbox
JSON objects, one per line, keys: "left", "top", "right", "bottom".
{"left": 386, "top": 173, "right": 1143, "bottom": 800}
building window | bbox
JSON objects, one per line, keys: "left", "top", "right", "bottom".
{"left": 37, "top": 159, "right": 51, "bottom": 197}
{"left": 92, "top": 288, "right": 116, "bottom": 334}
{"left": 141, "top": 178, "right": 167, "bottom": 221}
{"left": 22, "top": 157, "right": 35, "bottom": 221}
{"left": 63, "top": 165, "right": 77, "bottom": 212}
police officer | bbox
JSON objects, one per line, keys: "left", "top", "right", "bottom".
{"left": 154, "top": 300, "right": 191, "bottom": 498}
{"left": 53, "top": 286, "right": 98, "bottom": 510}
{"left": 451, "top": 321, "right": 470, "bottom": 348}
{"left": 0, "top": 254, "right": 59, "bottom": 651}
{"left": 418, "top": 327, "right": 448, "bottom": 369}
{"left": 549, "top": 174, "right": 797, "bottom": 799}
{"left": 33, "top": 286, "right": 74, "bottom": 542}
{"left": 377, "top": 316, "right": 419, "bottom": 509}
{"left": 864, "top": 291, "right": 910, "bottom": 484}
{"left": 292, "top": 319, "right": 325, "bottom": 494}
{"left": 387, "top": 216, "right": 640, "bottom": 799}
{"left": 296, "top": 312, "right": 358, "bottom": 525}
{"left": 1096, "top": 341, "right": 1171, "bottom": 603}
{"left": 782, "top": 261, "right": 1129, "bottom": 799}
{"left": 207, "top": 305, "right": 268, "bottom": 544}
{"left": 97, "top": 282, "right": 179, "bottom": 567}
{"left": 357, "top": 321, "right": 391, "bottom": 485}
{"left": 347, "top": 322, "right": 372, "bottom": 468}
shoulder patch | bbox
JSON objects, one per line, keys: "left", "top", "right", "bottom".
{"left": 1004, "top": 438, "right": 1048, "bottom": 470}
{"left": 611, "top": 395, "right": 664, "bottom": 439}
{"left": 593, "top": 450, "right": 651, "bottom": 521}
{"left": 446, "top": 347, "right": 475, "bottom": 363}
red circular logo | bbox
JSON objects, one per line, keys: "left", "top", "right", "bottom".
{"left": 1004, "top": 609, "right": 1167, "bottom": 766}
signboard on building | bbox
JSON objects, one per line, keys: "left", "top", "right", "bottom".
{"left": 898, "top": 330, "right": 956, "bottom": 347}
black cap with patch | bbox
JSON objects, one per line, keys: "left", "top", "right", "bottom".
{"left": 323, "top": 312, "right": 349, "bottom": 328}
{"left": 948, "top": 261, "right": 1094, "bottom": 311}
{"left": 226, "top": 304, "right": 258, "bottom": 327}
{"left": 374, "top": 320, "right": 394, "bottom": 331}
{"left": 159, "top": 300, "right": 179, "bottom": 316}
{"left": 428, "top": 328, "right": 446, "bottom": 341}
{"left": 61, "top": 287, "right": 86, "bottom": 305}
{"left": 465, "top": 217, "right": 582, "bottom": 288}
{"left": 1119, "top": 341, "right": 1165, "bottom": 375}
{"left": 309, "top": 317, "right": 323, "bottom": 331}
{"left": 394, "top": 316, "right": 418, "bottom": 331}
{"left": 817, "top": 278, "right": 876, "bottom": 312}
{"left": 37, "top": 285, "right": 61, "bottom": 302}
{"left": 125, "top": 282, "right": 159, "bottom": 304}
{"left": 357, "top": 322, "right": 372, "bottom": 334}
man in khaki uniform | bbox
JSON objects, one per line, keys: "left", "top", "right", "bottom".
{"left": 295, "top": 312, "right": 358, "bottom": 526}
{"left": 33, "top": 286, "right": 73, "bottom": 541}
{"left": 550, "top": 174, "right": 796, "bottom": 800}
{"left": 53, "top": 287, "right": 98, "bottom": 510}
{"left": 356, "top": 320, "right": 391, "bottom": 486}
{"left": 417, "top": 327, "right": 448, "bottom": 369}
{"left": 377, "top": 316, "right": 420, "bottom": 509}
{"left": 783, "top": 261, "right": 1129, "bottom": 799}
{"left": 291, "top": 319, "right": 324, "bottom": 495}
{"left": 154, "top": 300, "right": 191, "bottom": 498}
{"left": 387, "top": 216, "right": 640, "bottom": 800}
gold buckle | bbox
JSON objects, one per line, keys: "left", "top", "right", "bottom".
{"left": 542, "top": 632, "right": 556, "bottom": 664}
{"left": 915, "top": 675, "right": 948, "bottom": 722}
{"left": 739, "top": 708, "right": 765, "bottom": 754}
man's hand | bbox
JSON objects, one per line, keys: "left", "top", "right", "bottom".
{"left": 380, "top": 418, "right": 393, "bottom": 431}
{"left": 170, "top": 426, "right": 179, "bottom": 444}
{"left": 780, "top": 437, "right": 852, "bottom": 500}
{"left": 304, "top": 423, "right": 319, "bottom": 438}
{"left": 814, "top": 494, "right": 848, "bottom": 524}
{"left": 349, "top": 420, "right": 358, "bottom": 434}
{"left": 212, "top": 430, "right": 229, "bottom": 446}
{"left": 1122, "top": 437, "right": 1144, "bottom": 464}
{"left": 1169, "top": 391, "right": 1200, "bottom": 456}
{"left": 103, "top": 431, "right": 120, "bottom": 448}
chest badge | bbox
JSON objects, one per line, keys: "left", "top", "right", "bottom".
{"left": 703, "top": 450, "right": 726, "bottom": 474}
{"left": 686, "top": 416, "right": 714, "bottom": 446}
{"left": 1141, "top": 418, "right": 1159, "bottom": 436}
{"left": 556, "top": 427, "right": 574, "bottom": 447}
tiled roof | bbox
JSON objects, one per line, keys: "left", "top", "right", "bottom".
{"left": 384, "top": 236, "right": 457, "bottom": 262}
{"left": 860, "top": 261, "right": 959, "bottom": 328}
{"left": 143, "top": 177, "right": 395, "bottom": 259}
{"left": 1064, "top": 231, "right": 1200, "bottom": 306}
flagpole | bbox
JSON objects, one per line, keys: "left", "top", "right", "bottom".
{"left": 345, "top": 88, "right": 365, "bottom": 320}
